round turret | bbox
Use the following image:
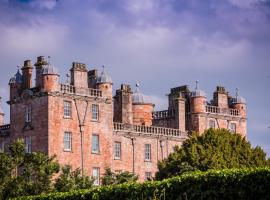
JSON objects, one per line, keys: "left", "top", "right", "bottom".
{"left": 96, "top": 66, "right": 113, "bottom": 84}
{"left": 41, "top": 58, "right": 59, "bottom": 92}
{"left": 190, "top": 81, "right": 206, "bottom": 113}
{"left": 96, "top": 66, "right": 113, "bottom": 99}
{"left": 132, "top": 83, "right": 154, "bottom": 126}
{"left": 232, "top": 88, "right": 246, "bottom": 118}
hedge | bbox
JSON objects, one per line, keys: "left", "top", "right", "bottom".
{"left": 13, "top": 167, "right": 270, "bottom": 200}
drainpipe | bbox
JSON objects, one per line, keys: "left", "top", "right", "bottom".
{"left": 131, "top": 138, "right": 135, "bottom": 174}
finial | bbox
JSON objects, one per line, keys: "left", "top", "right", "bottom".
{"left": 195, "top": 80, "right": 199, "bottom": 90}
{"left": 66, "top": 73, "right": 70, "bottom": 84}
{"left": 236, "top": 87, "right": 239, "bottom": 97}
{"left": 48, "top": 56, "right": 51, "bottom": 66}
{"left": 102, "top": 65, "right": 105, "bottom": 72}
{"left": 136, "top": 82, "right": 139, "bottom": 88}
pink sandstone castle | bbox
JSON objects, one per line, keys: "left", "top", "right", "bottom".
{"left": 0, "top": 56, "right": 247, "bottom": 183}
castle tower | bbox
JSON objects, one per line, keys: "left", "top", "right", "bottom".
{"left": 113, "top": 84, "right": 133, "bottom": 124}
{"left": 232, "top": 88, "right": 247, "bottom": 136}
{"left": 213, "top": 86, "right": 229, "bottom": 108}
{"left": 9, "top": 68, "right": 23, "bottom": 100}
{"left": 0, "top": 97, "right": 4, "bottom": 125}
{"left": 190, "top": 81, "right": 207, "bottom": 133}
{"left": 132, "top": 83, "right": 154, "bottom": 126}
{"left": 42, "top": 59, "right": 59, "bottom": 92}
{"left": 96, "top": 66, "right": 113, "bottom": 99}
{"left": 70, "top": 62, "right": 88, "bottom": 88}
{"left": 21, "top": 60, "right": 33, "bottom": 90}
{"left": 34, "top": 56, "right": 48, "bottom": 88}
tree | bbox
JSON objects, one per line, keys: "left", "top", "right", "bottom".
{"left": 156, "top": 128, "right": 270, "bottom": 180}
{"left": 54, "top": 165, "right": 94, "bottom": 192}
{"left": 102, "top": 168, "right": 138, "bottom": 185}
{"left": 0, "top": 140, "right": 60, "bottom": 199}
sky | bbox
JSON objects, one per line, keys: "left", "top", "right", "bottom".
{"left": 0, "top": 0, "right": 269, "bottom": 155}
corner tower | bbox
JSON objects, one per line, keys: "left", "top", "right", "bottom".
{"left": 190, "top": 81, "right": 207, "bottom": 133}
{"left": 96, "top": 66, "right": 113, "bottom": 99}
{"left": 132, "top": 83, "right": 154, "bottom": 126}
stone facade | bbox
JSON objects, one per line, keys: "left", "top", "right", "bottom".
{"left": 0, "top": 56, "right": 247, "bottom": 183}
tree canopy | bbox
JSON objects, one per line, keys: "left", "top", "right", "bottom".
{"left": 156, "top": 128, "right": 270, "bottom": 180}
{"left": 102, "top": 168, "right": 138, "bottom": 185}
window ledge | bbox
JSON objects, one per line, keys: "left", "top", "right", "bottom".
{"left": 92, "top": 151, "right": 101, "bottom": 155}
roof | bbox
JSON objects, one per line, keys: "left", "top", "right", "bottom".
{"left": 132, "top": 83, "right": 152, "bottom": 104}
{"left": 191, "top": 81, "right": 206, "bottom": 98}
{"left": 96, "top": 66, "right": 113, "bottom": 84}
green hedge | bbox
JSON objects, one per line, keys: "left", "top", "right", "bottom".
{"left": 14, "top": 168, "right": 270, "bottom": 200}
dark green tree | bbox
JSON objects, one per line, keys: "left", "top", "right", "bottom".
{"left": 156, "top": 128, "right": 270, "bottom": 180}
{"left": 0, "top": 140, "right": 60, "bottom": 199}
{"left": 54, "top": 165, "right": 94, "bottom": 192}
{"left": 102, "top": 168, "right": 138, "bottom": 185}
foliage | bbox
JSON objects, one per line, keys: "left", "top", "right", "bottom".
{"left": 156, "top": 128, "right": 270, "bottom": 180}
{"left": 54, "top": 165, "right": 94, "bottom": 192}
{"left": 102, "top": 168, "right": 138, "bottom": 185}
{"left": 0, "top": 140, "right": 60, "bottom": 199}
{"left": 13, "top": 167, "right": 270, "bottom": 200}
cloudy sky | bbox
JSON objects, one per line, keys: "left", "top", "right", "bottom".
{"left": 0, "top": 0, "right": 269, "bottom": 155}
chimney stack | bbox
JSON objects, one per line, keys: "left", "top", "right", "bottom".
{"left": 21, "top": 60, "right": 33, "bottom": 89}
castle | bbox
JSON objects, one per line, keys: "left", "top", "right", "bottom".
{"left": 0, "top": 56, "right": 247, "bottom": 183}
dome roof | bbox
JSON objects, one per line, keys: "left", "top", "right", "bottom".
{"left": 132, "top": 83, "right": 152, "bottom": 104}
{"left": 232, "top": 88, "right": 246, "bottom": 104}
{"left": 42, "top": 62, "right": 58, "bottom": 75}
{"left": 9, "top": 68, "right": 23, "bottom": 84}
{"left": 191, "top": 81, "right": 206, "bottom": 98}
{"left": 97, "top": 66, "right": 113, "bottom": 84}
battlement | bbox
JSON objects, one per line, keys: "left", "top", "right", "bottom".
{"left": 60, "top": 84, "right": 102, "bottom": 97}
{"left": 114, "top": 122, "right": 188, "bottom": 139}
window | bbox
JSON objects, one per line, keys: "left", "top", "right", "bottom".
{"left": 25, "top": 136, "right": 32, "bottom": 153}
{"left": 92, "top": 104, "right": 99, "bottom": 121}
{"left": 64, "top": 101, "right": 72, "bottom": 118}
{"left": 229, "top": 123, "right": 237, "bottom": 133}
{"left": 145, "top": 172, "right": 152, "bottom": 181}
{"left": 92, "top": 167, "right": 100, "bottom": 185}
{"left": 25, "top": 105, "right": 31, "bottom": 123}
{"left": 114, "top": 142, "right": 121, "bottom": 160}
{"left": 64, "top": 132, "right": 72, "bottom": 151}
{"left": 145, "top": 144, "right": 151, "bottom": 161}
{"left": 92, "top": 134, "right": 100, "bottom": 153}
{"left": 209, "top": 120, "right": 216, "bottom": 129}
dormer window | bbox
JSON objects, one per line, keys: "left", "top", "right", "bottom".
{"left": 25, "top": 105, "right": 32, "bottom": 123}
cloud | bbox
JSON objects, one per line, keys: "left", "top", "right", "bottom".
{"left": 29, "top": 0, "right": 57, "bottom": 10}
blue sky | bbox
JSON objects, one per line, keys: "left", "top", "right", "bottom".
{"left": 0, "top": 0, "right": 269, "bottom": 155}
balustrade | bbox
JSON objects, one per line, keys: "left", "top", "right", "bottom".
{"left": 60, "top": 84, "right": 102, "bottom": 97}
{"left": 206, "top": 105, "right": 239, "bottom": 116}
{"left": 113, "top": 122, "right": 187, "bottom": 138}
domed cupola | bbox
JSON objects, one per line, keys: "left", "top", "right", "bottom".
{"left": 9, "top": 68, "right": 23, "bottom": 85}
{"left": 232, "top": 88, "right": 246, "bottom": 104}
{"left": 42, "top": 57, "right": 58, "bottom": 75}
{"left": 132, "top": 83, "right": 152, "bottom": 104}
{"left": 191, "top": 81, "right": 206, "bottom": 98}
{"left": 97, "top": 66, "right": 113, "bottom": 84}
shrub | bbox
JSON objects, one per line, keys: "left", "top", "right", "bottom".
{"left": 13, "top": 167, "right": 270, "bottom": 200}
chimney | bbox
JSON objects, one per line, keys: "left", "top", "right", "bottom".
{"left": 70, "top": 62, "right": 88, "bottom": 88}
{"left": 21, "top": 60, "right": 33, "bottom": 89}
{"left": 34, "top": 56, "right": 48, "bottom": 88}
